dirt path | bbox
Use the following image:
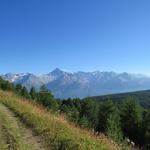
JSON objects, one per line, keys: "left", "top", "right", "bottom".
{"left": 0, "top": 103, "right": 46, "bottom": 150}
{"left": 0, "top": 121, "right": 6, "bottom": 150}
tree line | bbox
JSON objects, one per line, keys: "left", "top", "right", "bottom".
{"left": 0, "top": 77, "right": 149, "bottom": 149}
{"left": 0, "top": 77, "right": 59, "bottom": 110}
{"left": 60, "top": 97, "right": 150, "bottom": 149}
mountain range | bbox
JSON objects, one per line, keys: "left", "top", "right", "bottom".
{"left": 2, "top": 68, "right": 150, "bottom": 99}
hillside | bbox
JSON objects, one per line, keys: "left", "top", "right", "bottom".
{"left": 0, "top": 90, "right": 128, "bottom": 150}
{"left": 89, "top": 89, "right": 150, "bottom": 108}
{"left": 3, "top": 68, "right": 150, "bottom": 98}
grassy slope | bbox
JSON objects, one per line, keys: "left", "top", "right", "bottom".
{"left": 0, "top": 91, "right": 128, "bottom": 150}
{"left": 0, "top": 103, "right": 31, "bottom": 150}
{"left": 0, "top": 102, "right": 45, "bottom": 150}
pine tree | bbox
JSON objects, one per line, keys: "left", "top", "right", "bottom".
{"left": 97, "top": 99, "right": 115, "bottom": 132}
{"left": 15, "top": 84, "right": 23, "bottom": 95}
{"left": 40, "top": 85, "right": 48, "bottom": 93}
{"left": 143, "top": 110, "right": 150, "bottom": 149}
{"left": 106, "top": 109, "right": 123, "bottom": 143}
{"left": 30, "top": 86, "right": 37, "bottom": 100}
{"left": 38, "top": 86, "right": 59, "bottom": 110}
{"left": 120, "top": 96, "right": 143, "bottom": 144}
{"left": 80, "top": 99, "right": 99, "bottom": 129}
{"left": 78, "top": 115, "right": 89, "bottom": 128}
{"left": 21, "top": 86, "right": 30, "bottom": 99}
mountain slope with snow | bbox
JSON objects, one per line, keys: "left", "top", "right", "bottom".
{"left": 2, "top": 68, "right": 150, "bottom": 98}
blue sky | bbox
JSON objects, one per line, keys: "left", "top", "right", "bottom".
{"left": 0, "top": 0, "right": 150, "bottom": 74}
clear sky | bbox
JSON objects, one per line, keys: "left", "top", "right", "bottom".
{"left": 0, "top": 0, "right": 150, "bottom": 74}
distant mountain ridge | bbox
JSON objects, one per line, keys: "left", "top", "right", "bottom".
{"left": 2, "top": 68, "right": 150, "bottom": 98}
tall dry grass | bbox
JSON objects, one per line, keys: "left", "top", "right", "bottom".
{"left": 0, "top": 91, "right": 129, "bottom": 150}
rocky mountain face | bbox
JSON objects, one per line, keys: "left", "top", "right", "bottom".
{"left": 2, "top": 68, "right": 150, "bottom": 98}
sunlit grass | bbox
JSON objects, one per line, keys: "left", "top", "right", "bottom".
{"left": 0, "top": 103, "right": 31, "bottom": 150}
{"left": 0, "top": 91, "right": 128, "bottom": 150}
